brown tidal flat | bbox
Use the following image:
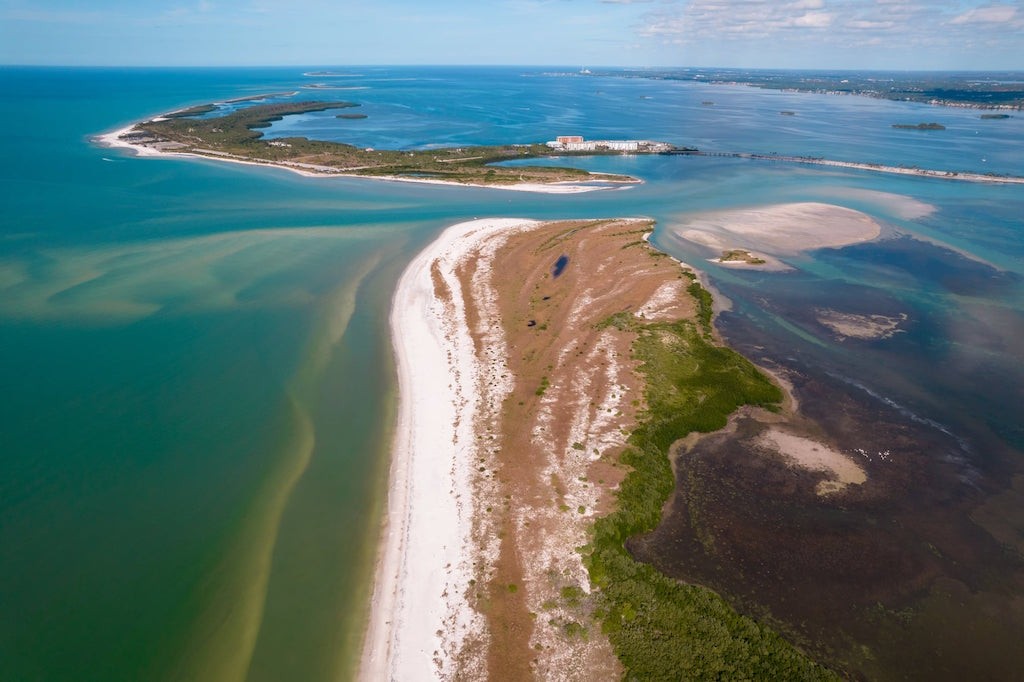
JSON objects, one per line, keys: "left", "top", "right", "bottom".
{"left": 449, "top": 219, "right": 697, "bottom": 679}
{"left": 629, "top": 356, "right": 1024, "bottom": 681}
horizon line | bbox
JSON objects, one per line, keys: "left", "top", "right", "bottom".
{"left": 3, "top": 63, "right": 1024, "bottom": 74}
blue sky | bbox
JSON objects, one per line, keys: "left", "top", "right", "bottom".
{"left": 1, "top": 0, "right": 1022, "bottom": 69}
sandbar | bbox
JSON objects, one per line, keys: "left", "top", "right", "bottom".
{"left": 664, "top": 201, "right": 883, "bottom": 270}
{"left": 759, "top": 428, "right": 867, "bottom": 496}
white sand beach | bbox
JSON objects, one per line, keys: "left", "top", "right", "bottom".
{"left": 359, "top": 218, "right": 539, "bottom": 681}
{"left": 96, "top": 125, "right": 166, "bottom": 158}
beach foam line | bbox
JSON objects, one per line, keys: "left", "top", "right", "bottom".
{"left": 359, "top": 218, "right": 540, "bottom": 681}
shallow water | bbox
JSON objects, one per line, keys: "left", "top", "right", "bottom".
{"left": 1, "top": 65, "right": 1022, "bottom": 680}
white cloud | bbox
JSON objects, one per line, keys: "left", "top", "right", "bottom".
{"left": 638, "top": 0, "right": 837, "bottom": 39}
{"left": 847, "top": 19, "right": 895, "bottom": 29}
{"left": 949, "top": 4, "right": 1019, "bottom": 25}
{"left": 634, "top": 0, "right": 1024, "bottom": 54}
{"left": 791, "top": 11, "right": 833, "bottom": 26}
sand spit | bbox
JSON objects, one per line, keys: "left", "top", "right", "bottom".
{"left": 666, "top": 201, "right": 883, "bottom": 270}
{"left": 700, "top": 151, "right": 1024, "bottom": 185}
{"left": 94, "top": 125, "right": 627, "bottom": 194}
{"left": 363, "top": 217, "right": 705, "bottom": 680}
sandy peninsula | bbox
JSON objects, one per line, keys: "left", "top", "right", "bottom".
{"left": 362, "top": 217, "right": 711, "bottom": 680}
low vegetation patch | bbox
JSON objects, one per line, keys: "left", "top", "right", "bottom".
{"left": 720, "top": 249, "right": 767, "bottom": 265}
{"left": 584, "top": 278, "right": 836, "bottom": 680}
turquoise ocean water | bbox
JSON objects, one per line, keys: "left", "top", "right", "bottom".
{"left": 1, "top": 66, "right": 1022, "bottom": 680}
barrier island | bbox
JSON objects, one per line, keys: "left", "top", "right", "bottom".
{"left": 100, "top": 100, "right": 678, "bottom": 191}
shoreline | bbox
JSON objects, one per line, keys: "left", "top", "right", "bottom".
{"left": 94, "top": 125, "right": 634, "bottom": 194}
{"left": 685, "top": 150, "right": 1024, "bottom": 185}
{"left": 359, "top": 218, "right": 540, "bottom": 681}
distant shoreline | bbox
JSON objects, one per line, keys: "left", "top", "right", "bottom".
{"left": 584, "top": 69, "right": 1024, "bottom": 111}
{"left": 679, "top": 150, "right": 1024, "bottom": 185}
{"left": 95, "top": 124, "right": 636, "bottom": 194}
{"left": 100, "top": 118, "right": 1024, "bottom": 189}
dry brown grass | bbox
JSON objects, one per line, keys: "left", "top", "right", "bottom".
{"left": 445, "top": 219, "right": 698, "bottom": 680}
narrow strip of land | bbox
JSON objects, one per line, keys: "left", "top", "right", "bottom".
{"left": 676, "top": 150, "right": 1024, "bottom": 184}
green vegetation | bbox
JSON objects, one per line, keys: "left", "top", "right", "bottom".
{"left": 561, "top": 585, "right": 584, "bottom": 607}
{"left": 584, "top": 277, "right": 835, "bottom": 681}
{"left": 563, "top": 621, "right": 587, "bottom": 639}
{"left": 132, "top": 100, "right": 653, "bottom": 186}
{"left": 892, "top": 122, "right": 946, "bottom": 130}
{"left": 596, "top": 311, "right": 635, "bottom": 332}
{"left": 720, "top": 249, "right": 767, "bottom": 265}
{"left": 150, "top": 101, "right": 359, "bottom": 142}
{"left": 685, "top": 278, "right": 715, "bottom": 334}
{"left": 535, "top": 376, "right": 551, "bottom": 396}
{"left": 164, "top": 103, "right": 218, "bottom": 118}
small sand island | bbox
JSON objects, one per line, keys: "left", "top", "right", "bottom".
{"left": 892, "top": 122, "right": 946, "bottom": 130}
{"left": 666, "top": 201, "right": 883, "bottom": 271}
{"left": 717, "top": 249, "right": 767, "bottom": 265}
{"left": 97, "top": 99, "right": 676, "bottom": 192}
{"left": 361, "top": 217, "right": 834, "bottom": 680}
